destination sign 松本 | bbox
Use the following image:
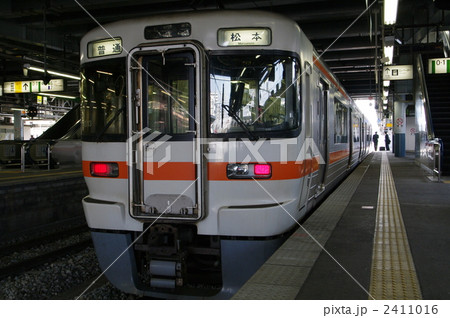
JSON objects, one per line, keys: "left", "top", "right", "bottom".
{"left": 218, "top": 28, "right": 271, "bottom": 47}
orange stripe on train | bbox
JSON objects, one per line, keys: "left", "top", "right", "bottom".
{"left": 83, "top": 149, "right": 348, "bottom": 181}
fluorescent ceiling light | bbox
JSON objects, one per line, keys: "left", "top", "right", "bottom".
{"left": 38, "top": 93, "right": 77, "bottom": 100}
{"left": 383, "top": 45, "right": 394, "bottom": 65}
{"left": 96, "top": 70, "right": 113, "bottom": 76}
{"left": 383, "top": 80, "right": 390, "bottom": 87}
{"left": 384, "top": 0, "right": 398, "bottom": 25}
{"left": 24, "top": 64, "right": 81, "bottom": 81}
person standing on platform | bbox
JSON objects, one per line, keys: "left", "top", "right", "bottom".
{"left": 385, "top": 133, "right": 391, "bottom": 151}
{"left": 372, "top": 132, "right": 379, "bottom": 151}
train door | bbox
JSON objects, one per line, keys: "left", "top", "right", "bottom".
{"left": 348, "top": 108, "right": 353, "bottom": 168}
{"left": 358, "top": 117, "right": 363, "bottom": 159}
{"left": 127, "top": 45, "right": 203, "bottom": 221}
{"left": 349, "top": 111, "right": 361, "bottom": 167}
{"left": 301, "top": 63, "right": 313, "bottom": 205}
{"left": 316, "top": 79, "right": 329, "bottom": 195}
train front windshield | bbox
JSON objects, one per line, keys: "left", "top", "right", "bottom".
{"left": 209, "top": 54, "right": 300, "bottom": 138}
{"left": 80, "top": 58, "right": 127, "bottom": 142}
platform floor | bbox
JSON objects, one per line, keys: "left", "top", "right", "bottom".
{"left": 0, "top": 165, "right": 86, "bottom": 241}
{"left": 0, "top": 166, "right": 82, "bottom": 186}
{"left": 233, "top": 152, "right": 450, "bottom": 300}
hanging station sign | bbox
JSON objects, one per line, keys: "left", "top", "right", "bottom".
{"left": 218, "top": 28, "right": 271, "bottom": 47}
{"left": 382, "top": 65, "right": 413, "bottom": 80}
{"left": 428, "top": 58, "right": 450, "bottom": 74}
{"left": 3, "top": 79, "right": 64, "bottom": 94}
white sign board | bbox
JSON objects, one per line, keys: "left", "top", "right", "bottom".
{"left": 88, "top": 38, "right": 122, "bottom": 58}
{"left": 428, "top": 58, "right": 450, "bottom": 74}
{"left": 3, "top": 79, "right": 64, "bottom": 94}
{"left": 383, "top": 65, "right": 413, "bottom": 80}
{"left": 218, "top": 28, "right": 271, "bottom": 47}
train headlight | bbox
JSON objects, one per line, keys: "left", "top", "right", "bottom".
{"left": 90, "top": 162, "right": 119, "bottom": 178}
{"left": 227, "top": 163, "right": 271, "bottom": 179}
{"left": 227, "top": 163, "right": 249, "bottom": 177}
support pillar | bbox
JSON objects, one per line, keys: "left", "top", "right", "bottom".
{"left": 393, "top": 101, "right": 406, "bottom": 157}
{"left": 14, "top": 110, "right": 23, "bottom": 140}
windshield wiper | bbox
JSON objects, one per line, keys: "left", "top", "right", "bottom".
{"left": 222, "top": 104, "right": 258, "bottom": 141}
{"left": 221, "top": 83, "right": 258, "bottom": 141}
{"left": 95, "top": 104, "right": 126, "bottom": 142}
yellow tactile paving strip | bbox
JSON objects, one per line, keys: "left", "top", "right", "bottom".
{"left": 369, "top": 152, "right": 422, "bottom": 300}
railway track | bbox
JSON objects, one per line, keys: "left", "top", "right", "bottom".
{"left": 52, "top": 275, "right": 109, "bottom": 300}
{"left": 0, "top": 238, "right": 92, "bottom": 280}
{"left": 0, "top": 226, "right": 133, "bottom": 300}
{"left": 0, "top": 224, "right": 88, "bottom": 257}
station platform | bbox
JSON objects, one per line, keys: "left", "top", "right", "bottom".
{"left": 233, "top": 151, "right": 450, "bottom": 300}
{"left": 0, "top": 166, "right": 82, "bottom": 186}
{"left": 0, "top": 166, "right": 87, "bottom": 241}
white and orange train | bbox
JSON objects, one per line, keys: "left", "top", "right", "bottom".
{"left": 80, "top": 10, "right": 372, "bottom": 299}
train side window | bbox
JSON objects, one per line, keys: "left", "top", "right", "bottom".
{"left": 334, "top": 100, "right": 348, "bottom": 144}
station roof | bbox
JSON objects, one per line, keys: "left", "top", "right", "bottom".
{"left": 0, "top": 0, "right": 449, "bottom": 113}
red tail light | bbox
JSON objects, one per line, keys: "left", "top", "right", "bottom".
{"left": 90, "top": 162, "right": 119, "bottom": 177}
{"left": 254, "top": 164, "right": 271, "bottom": 176}
{"left": 227, "top": 163, "right": 271, "bottom": 179}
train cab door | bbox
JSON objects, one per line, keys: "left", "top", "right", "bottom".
{"left": 315, "top": 80, "right": 329, "bottom": 196}
{"left": 127, "top": 45, "right": 203, "bottom": 221}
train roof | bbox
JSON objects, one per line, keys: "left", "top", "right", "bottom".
{"left": 80, "top": 9, "right": 362, "bottom": 115}
{"left": 80, "top": 10, "right": 310, "bottom": 62}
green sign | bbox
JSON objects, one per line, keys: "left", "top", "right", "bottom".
{"left": 428, "top": 58, "right": 450, "bottom": 74}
